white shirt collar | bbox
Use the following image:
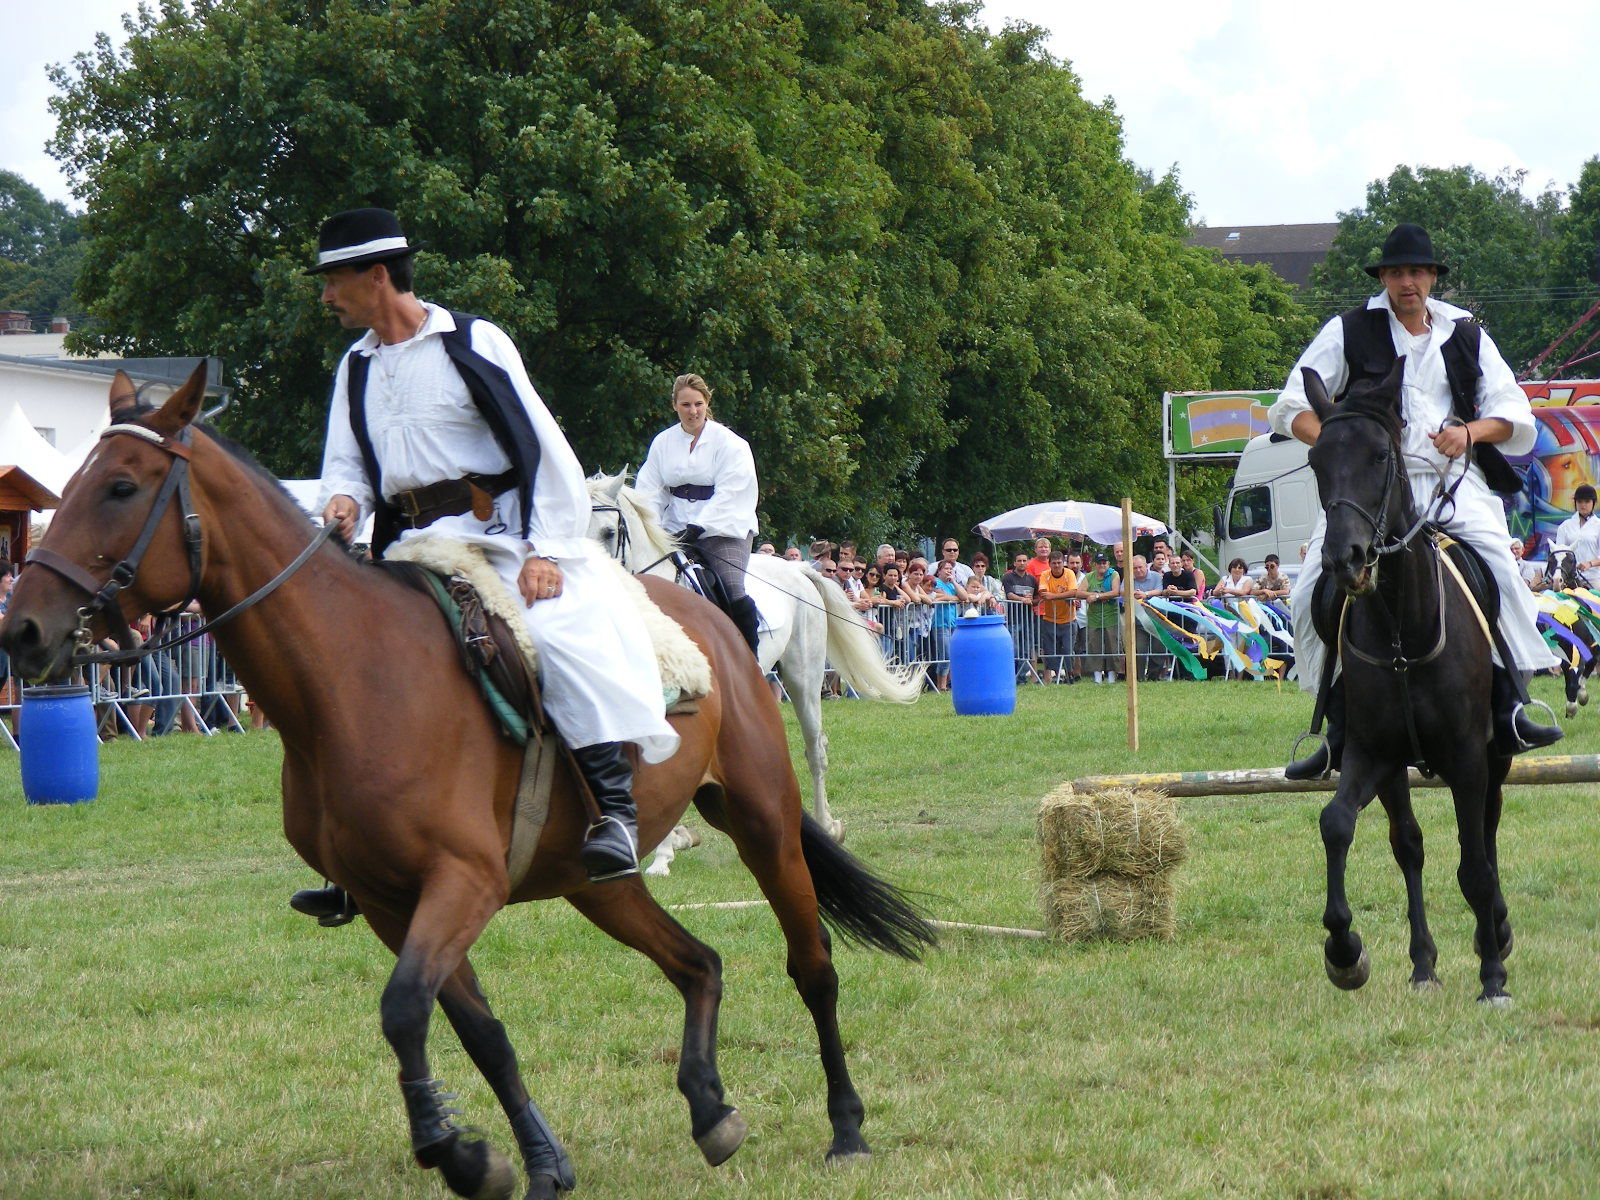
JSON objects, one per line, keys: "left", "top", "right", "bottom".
{"left": 354, "top": 300, "right": 452, "bottom": 356}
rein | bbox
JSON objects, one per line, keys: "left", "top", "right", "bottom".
{"left": 26, "top": 420, "right": 337, "bottom": 669}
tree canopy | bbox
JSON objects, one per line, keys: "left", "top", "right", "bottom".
{"left": 0, "top": 170, "right": 84, "bottom": 321}
{"left": 49, "top": 0, "right": 1307, "bottom": 543}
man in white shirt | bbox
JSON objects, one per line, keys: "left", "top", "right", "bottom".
{"left": 304, "top": 209, "right": 674, "bottom": 902}
{"left": 1272, "top": 223, "right": 1560, "bottom": 778}
{"left": 1551, "top": 484, "right": 1600, "bottom": 588}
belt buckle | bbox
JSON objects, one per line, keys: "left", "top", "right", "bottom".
{"left": 398, "top": 489, "right": 425, "bottom": 518}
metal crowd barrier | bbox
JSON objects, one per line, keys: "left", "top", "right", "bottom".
{"left": 0, "top": 613, "right": 251, "bottom": 749}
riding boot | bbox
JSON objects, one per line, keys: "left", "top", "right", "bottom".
{"left": 1286, "top": 678, "right": 1345, "bottom": 780}
{"left": 289, "top": 882, "right": 360, "bottom": 927}
{"left": 570, "top": 741, "right": 641, "bottom": 881}
{"left": 1491, "top": 666, "right": 1564, "bottom": 755}
{"left": 726, "top": 594, "right": 762, "bottom": 658}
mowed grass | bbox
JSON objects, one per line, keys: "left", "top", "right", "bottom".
{"left": 2, "top": 674, "right": 1599, "bottom": 1200}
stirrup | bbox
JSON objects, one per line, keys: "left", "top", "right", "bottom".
{"left": 580, "top": 816, "right": 640, "bottom": 882}
{"left": 1285, "top": 731, "right": 1333, "bottom": 781}
{"left": 1507, "top": 698, "right": 1563, "bottom": 753}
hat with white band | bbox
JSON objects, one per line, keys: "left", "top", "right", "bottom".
{"left": 305, "top": 208, "right": 419, "bottom": 275}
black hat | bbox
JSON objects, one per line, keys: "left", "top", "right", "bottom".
{"left": 305, "top": 208, "right": 418, "bottom": 275}
{"left": 1093, "top": 551, "right": 1109, "bottom": 563}
{"left": 1365, "top": 223, "right": 1448, "bottom": 278}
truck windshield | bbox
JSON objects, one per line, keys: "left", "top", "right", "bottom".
{"left": 1228, "top": 485, "right": 1272, "bottom": 539}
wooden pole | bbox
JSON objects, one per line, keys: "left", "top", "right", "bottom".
{"left": 1122, "top": 499, "right": 1138, "bottom": 751}
{"left": 1072, "top": 754, "right": 1600, "bottom": 798}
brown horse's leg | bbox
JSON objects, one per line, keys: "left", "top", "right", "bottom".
{"left": 1375, "top": 768, "right": 1439, "bottom": 989}
{"left": 437, "top": 962, "right": 577, "bottom": 1199}
{"left": 364, "top": 873, "right": 518, "bottom": 1200}
{"left": 564, "top": 880, "right": 746, "bottom": 1165}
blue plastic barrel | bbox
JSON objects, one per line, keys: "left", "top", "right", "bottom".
{"left": 19, "top": 684, "right": 100, "bottom": 804}
{"left": 950, "top": 613, "right": 1016, "bottom": 716}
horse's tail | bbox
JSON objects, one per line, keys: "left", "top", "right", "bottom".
{"left": 800, "top": 813, "right": 937, "bottom": 961}
{"left": 799, "top": 571, "right": 922, "bottom": 703}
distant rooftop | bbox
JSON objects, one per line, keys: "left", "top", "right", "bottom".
{"left": 1189, "top": 222, "right": 1341, "bottom": 288}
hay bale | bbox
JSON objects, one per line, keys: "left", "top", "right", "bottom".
{"left": 1042, "top": 874, "right": 1177, "bottom": 942}
{"left": 1037, "top": 783, "right": 1188, "bottom": 879}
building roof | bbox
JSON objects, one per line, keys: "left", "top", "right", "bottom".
{"left": 1189, "top": 222, "right": 1341, "bottom": 288}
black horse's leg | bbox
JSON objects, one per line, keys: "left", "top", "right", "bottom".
{"left": 1320, "top": 765, "right": 1376, "bottom": 990}
{"left": 436, "top": 962, "right": 576, "bottom": 1200}
{"left": 564, "top": 880, "right": 746, "bottom": 1165}
{"left": 1475, "top": 751, "right": 1516, "bottom": 961}
{"left": 1375, "top": 768, "right": 1439, "bottom": 989}
{"left": 366, "top": 879, "right": 519, "bottom": 1200}
{"left": 1447, "top": 756, "right": 1511, "bottom": 1004}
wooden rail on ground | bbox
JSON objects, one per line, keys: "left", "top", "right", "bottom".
{"left": 1072, "top": 755, "right": 1600, "bottom": 798}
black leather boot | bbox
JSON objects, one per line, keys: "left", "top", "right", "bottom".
{"left": 726, "top": 594, "right": 762, "bottom": 657}
{"left": 1286, "top": 678, "right": 1345, "bottom": 780}
{"left": 1492, "top": 666, "right": 1563, "bottom": 755}
{"left": 289, "top": 883, "right": 360, "bottom": 927}
{"left": 570, "top": 742, "right": 640, "bottom": 881}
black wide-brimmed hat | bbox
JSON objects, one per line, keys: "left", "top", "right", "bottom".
{"left": 1364, "top": 223, "right": 1449, "bottom": 278}
{"left": 304, "top": 207, "right": 419, "bottom": 275}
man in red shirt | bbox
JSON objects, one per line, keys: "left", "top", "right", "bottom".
{"left": 1025, "top": 536, "right": 1053, "bottom": 581}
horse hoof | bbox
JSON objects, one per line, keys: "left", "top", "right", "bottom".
{"left": 695, "top": 1109, "right": 748, "bottom": 1166}
{"left": 440, "top": 1137, "right": 517, "bottom": 1200}
{"left": 1325, "top": 945, "right": 1371, "bottom": 990}
{"left": 644, "top": 858, "right": 671, "bottom": 877}
{"left": 1580, "top": 686, "right": 1590, "bottom": 707}
{"left": 1566, "top": 703, "right": 1579, "bottom": 719}
{"left": 1410, "top": 977, "right": 1442, "bottom": 993}
{"left": 1478, "top": 992, "right": 1514, "bottom": 1009}
{"left": 826, "top": 1148, "right": 871, "bottom": 1168}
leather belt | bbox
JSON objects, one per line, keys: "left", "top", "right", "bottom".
{"left": 669, "top": 483, "right": 715, "bottom": 502}
{"left": 392, "top": 470, "right": 518, "bottom": 530}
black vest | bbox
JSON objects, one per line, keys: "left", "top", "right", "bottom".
{"left": 346, "top": 310, "right": 543, "bottom": 556}
{"left": 1338, "top": 305, "right": 1522, "bottom": 495}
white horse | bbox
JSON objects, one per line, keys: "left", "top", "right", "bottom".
{"left": 588, "top": 472, "right": 919, "bottom": 872}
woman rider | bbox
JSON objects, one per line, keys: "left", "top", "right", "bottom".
{"left": 636, "top": 374, "right": 762, "bottom": 654}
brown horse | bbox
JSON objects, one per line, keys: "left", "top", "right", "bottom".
{"left": 1, "top": 365, "right": 934, "bottom": 1200}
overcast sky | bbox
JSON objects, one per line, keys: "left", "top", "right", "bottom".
{"left": 4, "top": 1, "right": 1596, "bottom": 228}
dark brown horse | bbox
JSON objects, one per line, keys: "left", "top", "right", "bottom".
{"left": 1, "top": 365, "right": 934, "bottom": 1199}
{"left": 1304, "top": 361, "right": 1514, "bottom": 1005}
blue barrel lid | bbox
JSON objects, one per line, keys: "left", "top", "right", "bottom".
{"left": 22, "top": 684, "right": 93, "bottom": 700}
{"left": 955, "top": 613, "right": 1006, "bottom": 626}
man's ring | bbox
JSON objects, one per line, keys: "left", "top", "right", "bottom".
{"left": 545, "top": 585, "right": 556, "bottom": 593}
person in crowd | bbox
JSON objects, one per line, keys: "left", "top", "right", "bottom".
{"left": 1036, "top": 549, "right": 1078, "bottom": 684}
{"left": 839, "top": 541, "right": 858, "bottom": 565}
{"left": 1112, "top": 541, "right": 1126, "bottom": 572}
{"left": 875, "top": 544, "right": 896, "bottom": 568}
{"left": 1162, "top": 553, "right": 1198, "bottom": 600}
{"left": 1511, "top": 537, "right": 1544, "bottom": 591}
{"left": 937, "top": 538, "right": 973, "bottom": 587}
{"left": 783, "top": 546, "right": 803, "bottom": 562}
{"left": 926, "top": 558, "right": 962, "bottom": 690}
{"left": 900, "top": 558, "right": 934, "bottom": 668}
{"left": 636, "top": 372, "right": 762, "bottom": 654}
{"left": 309, "top": 206, "right": 673, "bottom": 904}
{"left": 1026, "top": 536, "right": 1053, "bottom": 581}
{"left": 1274, "top": 221, "right": 1561, "bottom": 778}
{"left": 1002, "top": 551, "right": 1038, "bottom": 681}
{"left": 757, "top": 541, "right": 776, "bottom": 555}
{"left": 807, "top": 539, "right": 834, "bottom": 570}
{"left": 815, "top": 556, "right": 839, "bottom": 583}
{"left": 1126, "top": 554, "right": 1168, "bottom": 681}
{"left": 966, "top": 552, "right": 1004, "bottom": 611}
{"left": 0, "top": 559, "right": 16, "bottom": 720}
{"left": 1553, "top": 483, "right": 1600, "bottom": 587}
{"left": 1182, "top": 551, "right": 1207, "bottom": 601}
{"left": 894, "top": 548, "right": 911, "bottom": 573}
{"left": 1211, "top": 558, "right": 1256, "bottom": 601}
{"left": 874, "top": 564, "right": 909, "bottom": 660}
{"left": 1255, "top": 554, "right": 1291, "bottom": 601}
{"left": 1079, "top": 551, "right": 1123, "bottom": 682}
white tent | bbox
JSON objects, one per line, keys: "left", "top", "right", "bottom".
{"left": 0, "top": 398, "right": 74, "bottom": 496}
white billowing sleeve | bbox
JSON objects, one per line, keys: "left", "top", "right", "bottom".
{"left": 634, "top": 430, "right": 674, "bottom": 526}
{"left": 469, "top": 320, "right": 595, "bottom": 561}
{"left": 316, "top": 350, "right": 377, "bottom": 518}
{"left": 1474, "top": 327, "right": 1536, "bottom": 456}
{"left": 1269, "top": 316, "right": 1348, "bottom": 439}
{"left": 696, "top": 425, "right": 759, "bottom": 540}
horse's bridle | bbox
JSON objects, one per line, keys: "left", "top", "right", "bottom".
{"left": 25, "top": 420, "right": 335, "bottom": 668}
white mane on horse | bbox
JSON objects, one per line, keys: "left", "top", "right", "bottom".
{"left": 589, "top": 469, "right": 680, "bottom": 560}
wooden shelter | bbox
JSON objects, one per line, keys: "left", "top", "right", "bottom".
{"left": 0, "top": 465, "right": 60, "bottom": 565}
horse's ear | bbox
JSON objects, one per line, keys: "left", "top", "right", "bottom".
{"left": 1302, "top": 368, "right": 1335, "bottom": 423}
{"left": 1381, "top": 355, "right": 1405, "bottom": 401}
{"left": 148, "top": 360, "right": 208, "bottom": 434}
{"left": 604, "top": 473, "right": 624, "bottom": 501}
{"left": 108, "top": 370, "right": 139, "bottom": 417}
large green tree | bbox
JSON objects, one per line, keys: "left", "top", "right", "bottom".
{"left": 49, "top": 0, "right": 1308, "bottom": 541}
{"left": 0, "top": 170, "right": 84, "bottom": 320}
{"left": 1527, "top": 156, "right": 1600, "bottom": 378}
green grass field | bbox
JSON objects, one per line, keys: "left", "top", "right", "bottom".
{"left": 3, "top": 676, "right": 1599, "bottom": 1199}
